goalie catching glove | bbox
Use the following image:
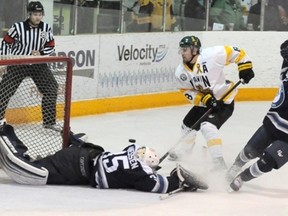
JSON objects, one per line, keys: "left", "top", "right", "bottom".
{"left": 170, "top": 164, "right": 209, "bottom": 191}
{"left": 201, "top": 93, "right": 223, "bottom": 111}
{"left": 238, "top": 61, "right": 254, "bottom": 84}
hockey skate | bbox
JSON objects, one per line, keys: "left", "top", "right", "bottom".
{"left": 168, "top": 128, "right": 197, "bottom": 161}
{"left": 226, "top": 164, "right": 242, "bottom": 183}
{"left": 68, "top": 131, "right": 89, "bottom": 146}
{"left": 43, "top": 124, "right": 63, "bottom": 137}
{"left": 43, "top": 123, "right": 62, "bottom": 132}
{"left": 168, "top": 147, "right": 195, "bottom": 161}
{"left": 73, "top": 133, "right": 88, "bottom": 142}
{"left": 168, "top": 140, "right": 196, "bottom": 161}
{"left": 229, "top": 174, "right": 243, "bottom": 192}
{"left": 210, "top": 157, "right": 228, "bottom": 172}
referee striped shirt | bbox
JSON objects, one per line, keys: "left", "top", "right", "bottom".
{"left": 0, "top": 19, "right": 55, "bottom": 56}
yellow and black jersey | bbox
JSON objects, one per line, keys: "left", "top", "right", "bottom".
{"left": 175, "top": 45, "right": 252, "bottom": 106}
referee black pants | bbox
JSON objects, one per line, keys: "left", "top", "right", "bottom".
{"left": 0, "top": 64, "right": 58, "bottom": 125}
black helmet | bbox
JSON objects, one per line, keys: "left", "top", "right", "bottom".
{"left": 179, "top": 36, "right": 201, "bottom": 49}
{"left": 27, "top": 1, "right": 44, "bottom": 14}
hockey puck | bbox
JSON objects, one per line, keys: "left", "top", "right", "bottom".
{"left": 129, "top": 139, "right": 136, "bottom": 143}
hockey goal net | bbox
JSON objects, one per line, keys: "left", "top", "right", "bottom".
{"left": 0, "top": 56, "right": 72, "bottom": 159}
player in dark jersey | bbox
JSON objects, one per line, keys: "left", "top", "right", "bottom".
{"left": 226, "top": 40, "right": 288, "bottom": 192}
{"left": 0, "top": 1, "right": 59, "bottom": 131}
{"left": 0, "top": 122, "right": 208, "bottom": 194}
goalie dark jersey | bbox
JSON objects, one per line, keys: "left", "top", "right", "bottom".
{"left": 0, "top": 124, "right": 208, "bottom": 192}
{"left": 263, "top": 61, "right": 288, "bottom": 142}
{"left": 90, "top": 144, "right": 175, "bottom": 193}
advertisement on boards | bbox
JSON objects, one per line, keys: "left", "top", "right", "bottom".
{"left": 97, "top": 33, "right": 184, "bottom": 97}
{"left": 55, "top": 35, "right": 99, "bottom": 100}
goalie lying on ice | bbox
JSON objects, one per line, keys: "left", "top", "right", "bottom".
{"left": 0, "top": 123, "right": 208, "bottom": 193}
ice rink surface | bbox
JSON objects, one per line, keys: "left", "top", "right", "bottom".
{"left": 1, "top": 101, "right": 288, "bottom": 216}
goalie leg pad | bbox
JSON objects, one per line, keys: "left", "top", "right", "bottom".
{"left": 0, "top": 123, "right": 28, "bottom": 156}
{"left": 0, "top": 126, "right": 48, "bottom": 185}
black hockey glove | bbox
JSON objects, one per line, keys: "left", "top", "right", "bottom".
{"left": 201, "top": 93, "right": 223, "bottom": 110}
{"left": 170, "top": 164, "right": 209, "bottom": 191}
{"left": 170, "top": 167, "right": 197, "bottom": 191}
{"left": 280, "top": 40, "right": 288, "bottom": 61}
{"left": 238, "top": 61, "right": 254, "bottom": 84}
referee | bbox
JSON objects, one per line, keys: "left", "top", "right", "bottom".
{"left": 0, "top": 1, "right": 60, "bottom": 131}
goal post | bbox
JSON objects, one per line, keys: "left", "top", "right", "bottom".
{"left": 0, "top": 56, "right": 73, "bottom": 159}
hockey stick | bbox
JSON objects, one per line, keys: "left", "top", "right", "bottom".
{"left": 158, "top": 79, "right": 243, "bottom": 164}
{"left": 159, "top": 187, "right": 184, "bottom": 200}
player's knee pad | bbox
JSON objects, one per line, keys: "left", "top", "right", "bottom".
{"left": 257, "top": 152, "right": 276, "bottom": 173}
{"left": 200, "top": 122, "right": 221, "bottom": 147}
{"left": 265, "top": 140, "right": 288, "bottom": 169}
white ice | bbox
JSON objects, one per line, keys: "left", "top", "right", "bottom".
{"left": 1, "top": 102, "right": 288, "bottom": 216}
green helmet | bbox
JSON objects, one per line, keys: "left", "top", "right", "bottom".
{"left": 179, "top": 36, "right": 201, "bottom": 49}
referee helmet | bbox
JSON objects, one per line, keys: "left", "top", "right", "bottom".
{"left": 27, "top": 1, "right": 44, "bottom": 14}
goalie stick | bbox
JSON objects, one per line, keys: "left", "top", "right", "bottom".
{"left": 158, "top": 79, "right": 244, "bottom": 164}
{"left": 159, "top": 187, "right": 184, "bottom": 200}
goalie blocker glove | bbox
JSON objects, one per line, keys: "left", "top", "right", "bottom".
{"left": 170, "top": 164, "right": 209, "bottom": 191}
{"left": 238, "top": 61, "right": 254, "bottom": 84}
{"left": 0, "top": 124, "right": 48, "bottom": 184}
{"left": 201, "top": 93, "right": 223, "bottom": 111}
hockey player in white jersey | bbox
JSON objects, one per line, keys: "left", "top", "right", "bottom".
{"left": 226, "top": 40, "right": 288, "bottom": 192}
{"left": 170, "top": 35, "right": 254, "bottom": 171}
{"left": 0, "top": 122, "right": 208, "bottom": 194}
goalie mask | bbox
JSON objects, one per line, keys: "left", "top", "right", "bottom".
{"left": 136, "top": 146, "right": 160, "bottom": 169}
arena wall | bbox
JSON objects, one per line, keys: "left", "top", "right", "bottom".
{"left": 5, "top": 32, "right": 286, "bottom": 117}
